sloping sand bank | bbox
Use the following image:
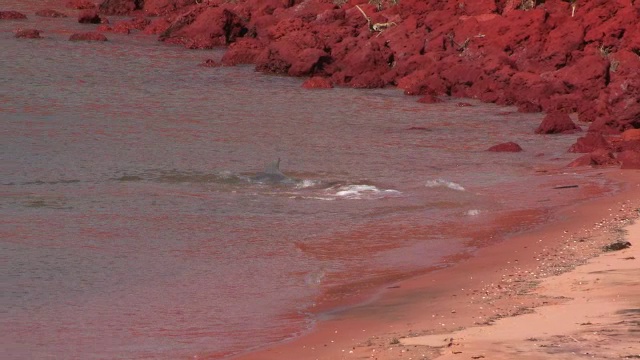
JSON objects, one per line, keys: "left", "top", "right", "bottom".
{"left": 404, "top": 213, "right": 640, "bottom": 360}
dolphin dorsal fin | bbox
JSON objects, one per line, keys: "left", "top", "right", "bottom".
{"left": 264, "top": 158, "right": 282, "bottom": 175}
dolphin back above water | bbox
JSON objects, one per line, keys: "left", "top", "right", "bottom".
{"left": 251, "top": 158, "right": 297, "bottom": 184}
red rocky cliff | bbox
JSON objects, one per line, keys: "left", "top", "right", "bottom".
{"left": 42, "top": 0, "right": 640, "bottom": 167}
{"left": 134, "top": 1, "right": 638, "bottom": 116}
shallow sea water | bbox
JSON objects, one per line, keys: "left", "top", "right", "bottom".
{"left": 0, "top": 6, "right": 610, "bottom": 359}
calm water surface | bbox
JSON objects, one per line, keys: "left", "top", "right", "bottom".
{"left": 0, "top": 8, "right": 608, "bottom": 359}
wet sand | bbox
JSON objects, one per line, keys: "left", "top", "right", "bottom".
{"left": 233, "top": 170, "right": 640, "bottom": 360}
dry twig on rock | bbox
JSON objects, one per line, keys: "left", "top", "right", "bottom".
{"left": 355, "top": 5, "right": 397, "bottom": 35}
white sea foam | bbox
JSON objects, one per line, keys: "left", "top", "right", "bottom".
{"left": 335, "top": 184, "right": 378, "bottom": 197}
{"left": 295, "top": 179, "right": 320, "bottom": 188}
{"left": 425, "top": 179, "right": 465, "bottom": 191}
{"left": 218, "top": 170, "right": 234, "bottom": 178}
{"left": 331, "top": 184, "right": 401, "bottom": 199}
{"left": 466, "top": 209, "right": 481, "bottom": 216}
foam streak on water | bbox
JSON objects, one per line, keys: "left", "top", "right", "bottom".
{"left": 0, "top": 11, "right": 607, "bottom": 360}
{"left": 425, "top": 179, "right": 466, "bottom": 191}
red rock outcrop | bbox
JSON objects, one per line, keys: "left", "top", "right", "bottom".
{"left": 568, "top": 149, "right": 619, "bottom": 168}
{"left": 66, "top": 0, "right": 96, "bottom": 10}
{"left": 78, "top": 9, "right": 103, "bottom": 24}
{"left": 618, "top": 150, "right": 640, "bottom": 169}
{"left": 143, "top": 0, "right": 196, "bottom": 16}
{"left": 143, "top": 17, "right": 171, "bottom": 35}
{"left": 220, "top": 38, "right": 264, "bottom": 66}
{"left": 99, "top": 0, "right": 143, "bottom": 15}
{"left": 0, "top": 11, "right": 27, "bottom": 20}
{"left": 302, "top": 76, "right": 333, "bottom": 89}
{"left": 100, "top": 17, "right": 150, "bottom": 33}
{"left": 15, "top": 29, "right": 42, "bottom": 39}
{"left": 69, "top": 32, "right": 108, "bottom": 41}
{"left": 535, "top": 112, "right": 581, "bottom": 135}
{"left": 35, "top": 9, "right": 69, "bottom": 18}
{"left": 159, "top": 6, "right": 249, "bottom": 49}
{"left": 621, "top": 129, "right": 640, "bottom": 142}
{"left": 487, "top": 142, "right": 523, "bottom": 152}
{"left": 568, "top": 132, "right": 611, "bottom": 153}
{"left": 614, "top": 132, "right": 640, "bottom": 151}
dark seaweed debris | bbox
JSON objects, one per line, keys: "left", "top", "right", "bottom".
{"left": 602, "top": 241, "right": 632, "bottom": 252}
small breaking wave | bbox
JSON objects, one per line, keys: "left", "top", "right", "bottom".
{"left": 295, "top": 179, "right": 321, "bottom": 189}
{"left": 466, "top": 209, "right": 481, "bottom": 216}
{"left": 328, "top": 184, "right": 401, "bottom": 200}
{"left": 425, "top": 179, "right": 465, "bottom": 191}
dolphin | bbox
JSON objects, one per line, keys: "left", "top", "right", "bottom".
{"left": 251, "top": 158, "right": 297, "bottom": 185}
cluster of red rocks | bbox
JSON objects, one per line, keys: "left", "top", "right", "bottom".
{"left": 2, "top": 0, "right": 639, "bottom": 168}
{"left": 14, "top": 28, "right": 42, "bottom": 39}
{"left": 0, "top": 10, "right": 28, "bottom": 20}
{"left": 35, "top": 9, "right": 69, "bottom": 18}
